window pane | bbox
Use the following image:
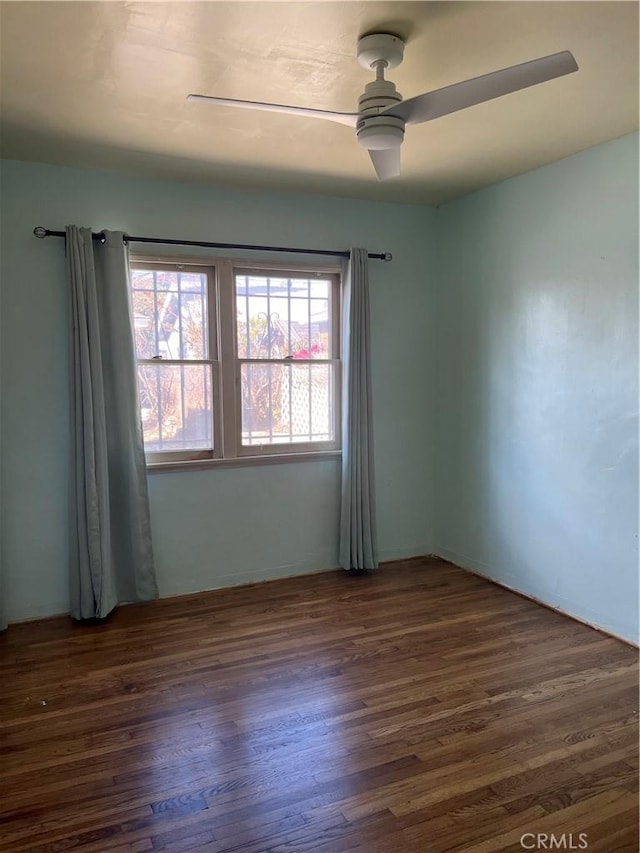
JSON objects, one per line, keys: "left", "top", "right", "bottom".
{"left": 240, "top": 362, "right": 334, "bottom": 446}
{"left": 131, "top": 288, "right": 157, "bottom": 359}
{"left": 235, "top": 274, "right": 331, "bottom": 360}
{"left": 269, "top": 296, "right": 290, "bottom": 356}
{"left": 181, "top": 292, "right": 207, "bottom": 359}
{"left": 309, "top": 279, "right": 330, "bottom": 299}
{"left": 131, "top": 269, "right": 208, "bottom": 360}
{"left": 137, "top": 364, "right": 213, "bottom": 452}
{"left": 178, "top": 272, "right": 206, "bottom": 292}
{"left": 292, "top": 297, "right": 330, "bottom": 360}
{"left": 236, "top": 275, "right": 287, "bottom": 359}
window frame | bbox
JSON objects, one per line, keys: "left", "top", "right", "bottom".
{"left": 129, "top": 254, "right": 342, "bottom": 468}
{"left": 129, "top": 260, "right": 222, "bottom": 464}
{"left": 232, "top": 264, "right": 341, "bottom": 458}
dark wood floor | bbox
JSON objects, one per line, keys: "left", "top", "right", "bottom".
{"left": 1, "top": 557, "right": 637, "bottom": 853}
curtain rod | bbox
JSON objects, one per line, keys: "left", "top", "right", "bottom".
{"left": 33, "top": 227, "right": 392, "bottom": 262}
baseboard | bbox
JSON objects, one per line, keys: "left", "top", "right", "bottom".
{"left": 157, "top": 561, "right": 339, "bottom": 601}
{"left": 431, "top": 551, "right": 638, "bottom": 649}
{"left": 11, "top": 551, "right": 634, "bottom": 650}
{"left": 377, "top": 543, "right": 435, "bottom": 563}
{"left": 5, "top": 549, "right": 437, "bottom": 629}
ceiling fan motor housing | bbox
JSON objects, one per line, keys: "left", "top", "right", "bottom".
{"left": 356, "top": 79, "right": 405, "bottom": 150}
{"left": 356, "top": 115, "right": 405, "bottom": 150}
{"left": 358, "top": 78, "right": 402, "bottom": 113}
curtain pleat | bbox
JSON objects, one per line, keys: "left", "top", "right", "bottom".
{"left": 0, "top": 563, "right": 5, "bottom": 631}
{"left": 339, "top": 248, "right": 378, "bottom": 570}
{"left": 67, "top": 227, "right": 158, "bottom": 620}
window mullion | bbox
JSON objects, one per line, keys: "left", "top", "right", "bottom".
{"left": 267, "top": 276, "right": 273, "bottom": 444}
{"left": 307, "top": 282, "right": 312, "bottom": 442}
{"left": 137, "top": 358, "right": 214, "bottom": 366}
{"left": 237, "top": 358, "right": 338, "bottom": 365}
{"left": 205, "top": 267, "right": 221, "bottom": 459}
{"left": 218, "top": 260, "right": 238, "bottom": 458}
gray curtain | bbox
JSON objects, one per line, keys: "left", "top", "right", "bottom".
{"left": 0, "top": 555, "right": 5, "bottom": 631}
{"left": 67, "top": 226, "right": 158, "bottom": 620}
{"left": 339, "top": 248, "right": 379, "bottom": 570}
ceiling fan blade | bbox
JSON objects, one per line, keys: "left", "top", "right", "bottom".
{"left": 187, "top": 94, "right": 359, "bottom": 127}
{"left": 368, "top": 147, "right": 401, "bottom": 181}
{"left": 384, "top": 50, "right": 578, "bottom": 125}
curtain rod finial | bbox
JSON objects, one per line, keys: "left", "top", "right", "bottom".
{"left": 34, "top": 227, "right": 48, "bottom": 238}
{"left": 384, "top": 253, "right": 393, "bottom": 262}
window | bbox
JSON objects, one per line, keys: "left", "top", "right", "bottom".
{"left": 129, "top": 259, "right": 340, "bottom": 466}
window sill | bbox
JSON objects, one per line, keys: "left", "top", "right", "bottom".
{"left": 146, "top": 450, "right": 342, "bottom": 474}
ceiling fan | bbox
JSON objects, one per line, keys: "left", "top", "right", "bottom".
{"left": 188, "top": 33, "right": 578, "bottom": 181}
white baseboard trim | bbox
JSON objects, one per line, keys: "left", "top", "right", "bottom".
{"left": 431, "top": 549, "right": 638, "bottom": 648}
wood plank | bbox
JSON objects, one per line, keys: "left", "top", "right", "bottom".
{"left": 0, "top": 557, "right": 637, "bottom": 852}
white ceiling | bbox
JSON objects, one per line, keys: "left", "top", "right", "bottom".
{"left": 0, "top": 1, "right": 637, "bottom": 205}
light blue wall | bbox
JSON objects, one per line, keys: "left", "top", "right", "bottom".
{"left": 2, "top": 134, "right": 638, "bottom": 641}
{"left": 434, "top": 133, "right": 639, "bottom": 643}
{"left": 0, "top": 160, "right": 436, "bottom": 622}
